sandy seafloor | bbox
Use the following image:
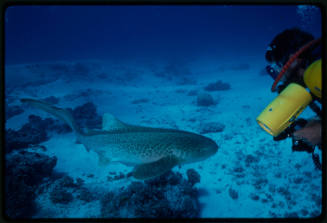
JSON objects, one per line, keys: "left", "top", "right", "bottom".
{"left": 5, "top": 58, "right": 322, "bottom": 218}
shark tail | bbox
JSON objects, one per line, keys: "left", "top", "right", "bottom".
{"left": 21, "top": 98, "right": 83, "bottom": 136}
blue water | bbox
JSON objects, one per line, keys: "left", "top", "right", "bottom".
{"left": 4, "top": 5, "right": 322, "bottom": 219}
{"left": 5, "top": 5, "right": 321, "bottom": 64}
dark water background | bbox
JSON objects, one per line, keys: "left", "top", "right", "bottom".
{"left": 5, "top": 5, "right": 322, "bottom": 65}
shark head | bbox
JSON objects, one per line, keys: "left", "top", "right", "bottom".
{"left": 193, "top": 136, "right": 218, "bottom": 160}
{"left": 175, "top": 133, "right": 218, "bottom": 163}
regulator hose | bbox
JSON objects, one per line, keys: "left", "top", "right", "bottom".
{"left": 271, "top": 38, "right": 321, "bottom": 92}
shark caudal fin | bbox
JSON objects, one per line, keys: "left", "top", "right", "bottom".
{"left": 21, "top": 98, "right": 83, "bottom": 135}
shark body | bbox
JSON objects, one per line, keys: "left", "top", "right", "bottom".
{"left": 21, "top": 98, "right": 218, "bottom": 179}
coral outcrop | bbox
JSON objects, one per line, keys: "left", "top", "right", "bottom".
{"left": 101, "top": 170, "right": 201, "bottom": 218}
{"left": 5, "top": 151, "right": 57, "bottom": 218}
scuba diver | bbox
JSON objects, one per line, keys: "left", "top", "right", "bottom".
{"left": 257, "top": 28, "right": 322, "bottom": 170}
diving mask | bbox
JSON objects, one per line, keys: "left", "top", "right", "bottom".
{"left": 266, "top": 63, "right": 281, "bottom": 80}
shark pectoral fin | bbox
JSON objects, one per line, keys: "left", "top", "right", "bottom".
{"left": 132, "top": 156, "right": 180, "bottom": 180}
{"left": 99, "top": 156, "right": 111, "bottom": 166}
{"left": 95, "top": 150, "right": 111, "bottom": 166}
{"left": 82, "top": 144, "right": 91, "bottom": 152}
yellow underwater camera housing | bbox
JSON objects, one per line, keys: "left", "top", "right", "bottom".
{"left": 304, "top": 59, "right": 322, "bottom": 98}
{"left": 256, "top": 59, "right": 321, "bottom": 137}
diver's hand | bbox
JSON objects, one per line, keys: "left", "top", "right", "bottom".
{"left": 273, "top": 129, "right": 290, "bottom": 141}
{"left": 273, "top": 118, "right": 307, "bottom": 141}
{"left": 292, "top": 119, "right": 321, "bottom": 147}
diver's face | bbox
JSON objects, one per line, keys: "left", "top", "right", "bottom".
{"left": 266, "top": 62, "right": 282, "bottom": 79}
{"left": 281, "top": 58, "right": 304, "bottom": 82}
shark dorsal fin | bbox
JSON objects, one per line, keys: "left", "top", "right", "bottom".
{"left": 102, "top": 113, "right": 128, "bottom": 131}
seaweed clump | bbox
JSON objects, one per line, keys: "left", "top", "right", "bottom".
{"left": 197, "top": 93, "right": 216, "bottom": 107}
{"left": 49, "top": 175, "right": 95, "bottom": 205}
{"left": 198, "top": 122, "right": 225, "bottom": 134}
{"left": 186, "top": 169, "right": 200, "bottom": 186}
{"left": 204, "top": 80, "right": 231, "bottom": 91}
{"left": 5, "top": 151, "right": 57, "bottom": 219}
{"left": 5, "top": 115, "right": 71, "bottom": 153}
{"left": 5, "top": 105, "right": 24, "bottom": 120}
{"left": 69, "top": 102, "right": 102, "bottom": 130}
{"left": 101, "top": 170, "right": 201, "bottom": 218}
{"left": 5, "top": 101, "right": 103, "bottom": 153}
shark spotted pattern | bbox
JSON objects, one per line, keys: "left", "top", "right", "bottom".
{"left": 21, "top": 98, "right": 218, "bottom": 180}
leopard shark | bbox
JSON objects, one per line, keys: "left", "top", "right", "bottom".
{"left": 21, "top": 98, "right": 218, "bottom": 180}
